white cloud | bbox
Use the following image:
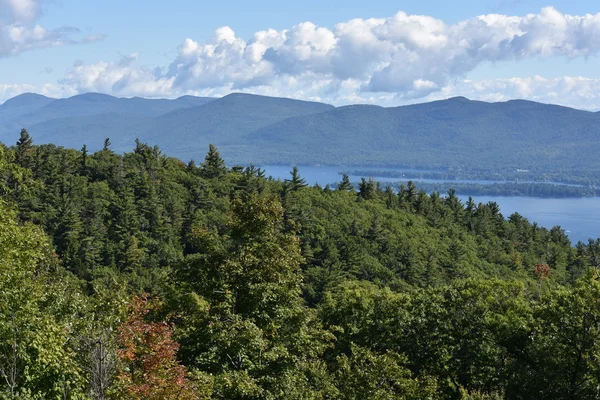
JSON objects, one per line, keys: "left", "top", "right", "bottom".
{"left": 4, "top": 73, "right": 600, "bottom": 111}
{"left": 0, "top": 0, "right": 41, "bottom": 24}
{"left": 0, "top": 82, "right": 65, "bottom": 100}
{"left": 4, "top": 6, "right": 600, "bottom": 109}
{"left": 58, "top": 54, "right": 174, "bottom": 98}
{"left": 39, "top": 7, "right": 600, "bottom": 103}
{"left": 425, "top": 76, "right": 600, "bottom": 110}
{"left": 0, "top": 0, "right": 103, "bottom": 58}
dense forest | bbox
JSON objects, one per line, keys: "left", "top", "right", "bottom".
{"left": 2, "top": 130, "right": 600, "bottom": 399}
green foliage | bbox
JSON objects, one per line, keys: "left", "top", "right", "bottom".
{"left": 285, "top": 166, "right": 307, "bottom": 192}
{"left": 1, "top": 138, "right": 600, "bottom": 398}
{"left": 15, "top": 129, "right": 33, "bottom": 168}
{"left": 336, "top": 174, "right": 353, "bottom": 191}
{"left": 335, "top": 345, "right": 436, "bottom": 400}
{"left": 0, "top": 202, "right": 85, "bottom": 398}
{"left": 201, "top": 144, "right": 227, "bottom": 179}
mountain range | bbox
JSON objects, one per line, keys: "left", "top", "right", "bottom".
{"left": 1, "top": 92, "right": 599, "bottom": 174}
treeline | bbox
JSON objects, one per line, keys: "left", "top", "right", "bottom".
{"left": 344, "top": 168, "right": 600, "bottom": 188}
{"left": 373, "top": 180, "right": 599, "bottom": 198}
{"left": 2, "top": 130, "right": 600, "bottom": 398}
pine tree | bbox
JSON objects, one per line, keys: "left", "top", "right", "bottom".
{"left": 80, "top": 144, "right": 88, "bottom": 175}
{"left": 358, "top": 178, "right": 376, "bottom": 200}
{"left": 406, "top": 181, "right": 417, "bottom": 204}
{"left": 103, "top": 138, "right": 111, "bottom": 151}
{"left": 187, "top": 159, "right": 196, "bottom": 171}
{"left": 15, "top": 128, "right": 33, "bottom": 167}
{"left": 337, "top": 174, "right": 353, "bottom": 191}
{"left": 286, "top": 166, "right": 307, "bottom": 191}
{"left": 200, "top": 144, "right": 227, "bottom": 179}
{"left": 385, "top": 186, "right": 396, "bottom": 209}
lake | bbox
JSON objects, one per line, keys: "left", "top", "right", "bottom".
{"left": 261, "top": 165, "right": 600, "bottom": 244}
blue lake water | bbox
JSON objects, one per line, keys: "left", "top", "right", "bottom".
{"left": 261, "top": 165, "right": 600, "bottom": 244}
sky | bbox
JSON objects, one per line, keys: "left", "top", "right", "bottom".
{"left": 1, "top": 0, "right": 600, "bottom": 109}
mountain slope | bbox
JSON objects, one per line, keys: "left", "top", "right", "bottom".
{"left": 28, "top": 113, "right": 150, "bottom": 151}
{"left": 0, "top": 93, "right": 57, "bottom": 133}
{"left": 247, "top": 97, "right": 600, "bottom": 171}
{"left": 2, "top": 92, "right": 600, "bottom": 175}
{"left": 0, "top": 93, "right": 56, "bottom": 117}
{"left": 145, "top": 93, "right": 335, "bottom": 161}
{"left": 19, "top": 93, "right": 215, "bottom": 124}
{"left": 0, "top": 93, "right": 216, "bottom": 149}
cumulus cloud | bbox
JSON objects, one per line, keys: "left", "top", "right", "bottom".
{"left": 58, "top": 54, "right": 175, "bottom": 98}
{"left": 5, "top": 73, "right": 600, "bottom": 111}
{"left": 4, "top": 6, "right": 600, "bottom": 109}
{"left": 0, "top": 0, "right": 103, "bottom": 58}
{"left": 426, "top": 76, "right": 600, "bottom": 111}
{"left": 40, "top": 6, "right": 600, "bottom": 105}
{"left": 0, "top": 82, "right": 65, "bottom": 100}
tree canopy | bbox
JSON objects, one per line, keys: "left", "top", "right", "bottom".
{"left": 0, "top": 138, "right": 599, "bottom": 398}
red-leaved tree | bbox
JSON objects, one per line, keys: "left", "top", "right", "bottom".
{"left": 112, "top": 295, "right": 198, "bottom": 399}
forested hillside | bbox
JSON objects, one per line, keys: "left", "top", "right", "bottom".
{"left": 2, "top": 132, "right": 600, "bottom": 398}
{"left": 2, "top": 94, "right": 600, "bottom": 184}
{"left": 248, "top": 97, "right": 600, "bottom": 172}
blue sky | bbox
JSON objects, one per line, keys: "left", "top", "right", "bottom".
{"left": 1, "top": 0, "right": 600, "bottom": 108}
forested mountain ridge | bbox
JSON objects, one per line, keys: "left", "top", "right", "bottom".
{"left": 0, "top": 92, "right": 335, "bottom": 163}
{"left": 2, "top": 134, "right": 600, "bottom": 398}
{"left": 2, "top": 93, "right": 600, "bottom": 181}
{"left": 0, "top": 92, "right": 216, "bottom": 151}
{"left": 248, "top": 96, "right": 600, "bottom": 170}
{"left": 144, "top": 93, "right": 335, "bottom": 158}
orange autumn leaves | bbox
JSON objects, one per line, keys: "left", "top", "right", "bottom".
{"left": 114, "top": 295, "right": 198, "bottom": 400}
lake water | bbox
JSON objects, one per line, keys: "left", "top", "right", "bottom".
{"left": 261, "top": 165, "right": 600, "bottom": 244}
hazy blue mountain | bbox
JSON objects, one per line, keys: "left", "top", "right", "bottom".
{"left": 17, "top": 93, "right": 215, "bottom": 125}
{"left": 0, "top": 93, "right": 57, "bottom": 133}
{"left": 28, "top": 113, "right": 150, "bottom": 152}
{"left": 246, "top": 97, "right": 600, "bottom": 171}
{"left": 144, "top": 93, "right": 335, "bottom": 161}
{"left": 2, "top": 92, "right": 600, "bottom": 176}
{"left": 0, "top": 92, "right": 333, "bottom": 157}
{"left": 0, "top": 93, "right": 56, "bottom": 117}
{"left": 0, "top": 93, "right": 216, "bottom": 149}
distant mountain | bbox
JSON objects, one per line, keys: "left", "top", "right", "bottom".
{"left": 1, "top": 93, "right": 600, "bottom": 175}
{"left": 247, "top": 97, "right": 600, "bottom": 171}
{"left": 0, "top": 93, "right": 216, "bottom": 149}
{"left": 9, "top": 92, "right": 215, "bottom": 124}
{"left": 0, "top": 93, "right": 56, "bottom": 132}
{"left": 27, "top": 113, "right": 150, "bottom": 152}
{"left": 1, "top": 93, "right": 55, "bottom": 116}
{"left": 145, "top": 93, "right": 335, "bottom": 161}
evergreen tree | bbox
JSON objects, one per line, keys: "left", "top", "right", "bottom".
{"left": 80, "top": 144, "right": 88, "bottom": 175}
{"left": 286, "top": 165, "right": 307, "bottom": 191}
{"left": 337, "top": 173, "right": 353, "bottom": 191}
{"left": 385, "top": 186, "right": 397, "bottom": 209}
{"left": 358, "top": 177, "right": 376, "bottom": 200}
{"left": 15, "top": 128, "right": 33, "bottom": 167}
{"left": 405, "top": 180, "right": 417, "bottom": 204}
{"left": 200, "top": 144, "right": 227, "bottom": 179}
